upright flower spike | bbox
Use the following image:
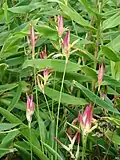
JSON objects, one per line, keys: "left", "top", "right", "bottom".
{"left": 40, "top": 48, "right": 51, "bottom": 84}
{"left": 62, "top": 29, "right": 70, "bottom": 59}
{"left": 30, "top": 24, "right": 35, "bottom": 59}
{"left": 38, "top": 48, "right": 52, "bottom": 90}
{"left": 78, "top": 104, "right": 93, "bottom": 135}
{"left": 26, "top": 95, "right": 35, "bottom": 123}
{"left": 98, "top": 63, "right": 105, "bottom": 91}
{"left": 58, "top": 15, "right": 64, "bottom": 36}
{"left": 43, "top": 68, "right": 52, "bottom": 85}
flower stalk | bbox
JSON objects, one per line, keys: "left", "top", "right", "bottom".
{"left": 55, "top": 28, "right": 70, "bottom": 158}
{"left": 37, "top": 48, "right": 52, "bottom": 119}
{"left": 26, "top": 94, "right": 35, "bottom": 160}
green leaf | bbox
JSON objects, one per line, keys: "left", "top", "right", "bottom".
{"left": 105, "top": 130, "right": 120, "bottom": 145}
{"left": 0, "top": 107, "right": 41, "bottom": 153}
{"left": 102, "top": 12, "right": 120, "bottom": 30}
{"left": 79, "top": 0, "right": 100, "bottom": 16}
{"left": 74, "top": 81, "right": 119, "bottom": 114}
{"left": 35, "top": 25, "right": 58, "bottom": 41}
{"left": 8, "top": 2, "right": 43, "bottom": 14}
{"left": 101, "top": 46, "right": 120, "bottom": 62}
{"left": 0, "top": 45, "right": 19, "bottom": 59}
{"left": 14, "top": 144, "right": 33, "bottom": 160}
{"left": 1, "top": 130, "right": 19, "bottom": 144}
{"left": 0, "top": 63, "right": 8, "bottom": 81}
{"left": 7, "top": 82, "right": 22, "bottom": 112}
{"left": 22, "top": 59, "right": 81, "bottom": 73}
{"left": 56, "top": 72, "right": 92, "bottom": 82}
{"left": 0, "top": 98, "right": 26, "bottom": 111}
{"left": 28, "top": 142, "right": 49, "bottom": 160}
{"left": 44, "top": 87, "right": 88, "bottom": 105}
{"left": 49, "top": 119, "right": 55, "bottom": 152}
{"left": 104, "top": 75, "right": 120, "bottom": 88}
{"left": 42, "top": 141, "right": 63, "bottom": 160}
{"left": 107, "top": 86, "right": 119, "bottom": 95}
{"left": 59, "top": 3, "right": 94, "bottom": 29}
{"left": 0, "top": 83, "right": 18, "bottom": 93}
{"left": 76, "top": 48, "right": 95, "bottom": 61}
{"left": 20, "top": 127, "right": 40, "bottom": 149}
{"left": 5, "top": 56, "right": 25, "bottom": 66}
{"left": 0, "top": 148, "right": 16, "bottom": 158}
{"left": 0, "top": 123, "right": 19, "bottom": 131}
{"left": 0, "top": 107, "right": 22, "bottom": 123}
{"left": 107, "top": 34, "right": 120, "bottom": 52}
{"left": 80, "top": 66, "right": 97, "bottom": 79}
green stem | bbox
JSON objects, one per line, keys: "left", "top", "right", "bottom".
{"left": 82, "top": 135, "right": 87, "bottom": 160}
{"left": 33, "top": 67, "right": 44, "bottom": 152}
{"left": 55, "top": 58, "right": 68, "bottom": 155}
{"left": 43, "top": 93, "right": 52, "bottom": 119}
{"left": 28, "top": 122, "right": 32, "bottom": 160}
{"left": 51, "top": 71, "right": 56, "bottom": 118}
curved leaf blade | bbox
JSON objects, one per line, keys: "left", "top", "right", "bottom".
{"left": 22, "top": 59, "right": 81, "bottom": 73}
{"left": 74, "top": 81, "right": 119, "bottom": 114}
{"left": 44, "top": 87, "right": 88, "bottom": 105}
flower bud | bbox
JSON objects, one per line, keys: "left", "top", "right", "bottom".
{"left": 78, "top": 104, "right": 93, "bottom": 135}
{"left": 40, "top": 48, "right": 47, "bottom": 59}
{"left": 30, "top": 24, "right": 35, "bottom": 59}
{"left": 26, "top": 95, "right": 35, "bottom": 123}
{"left": 58, "top": 15, "right": 64, "bottom": 36}
{"left": 43, "top": 68, "right": 51, "bottom": 85}
{"left": 62, "top": 29, "right": 70, "bottom": 55}
{"left": 98, "top": 63, "right": 105, "bottom": 91}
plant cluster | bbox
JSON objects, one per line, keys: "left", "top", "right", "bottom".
{"left": 0, "top": 0, "right": 120, "bottom": 160}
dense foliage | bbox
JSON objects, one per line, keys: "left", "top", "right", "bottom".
{"left": 0, "top": 0, "right": 120, "bottom": 159}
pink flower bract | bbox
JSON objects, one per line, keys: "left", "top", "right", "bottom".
{"left": 62, "top": 29, "right": 70, "bottom": 54}
{"left": 78, "top": 104, "right": 93, "bottom": 135}
{"left": 58, "top": 15, "right": 64, "bottom": 36}
{"left": 26, "top": 95, "right": 35, "bottom": 123}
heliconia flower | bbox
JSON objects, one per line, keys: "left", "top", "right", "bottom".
{"left": 98, "top": 63, "right": 105, "bottom": 91}
{"left": 62, "top": 29, "right": 70, "bottom": 55}
{"left": 26, "top": 95, "right": 35, "bottom": 123}
{"left": 78, "top": 104, "right": 93, "bottom": 135}
{"left": 58, "top": 15, "right": 64, "bottom": 36}
{"left": 38, "top": 48, "right": 52, "bottom": 87}
{"left": 43, "top": 68, "right": 51, "bottom": 77}
{"left": 40, "top": 48, "right": 47, "bottom": 59}
{"left": 30, "top": 24, "right": 35, "bottom": 58}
